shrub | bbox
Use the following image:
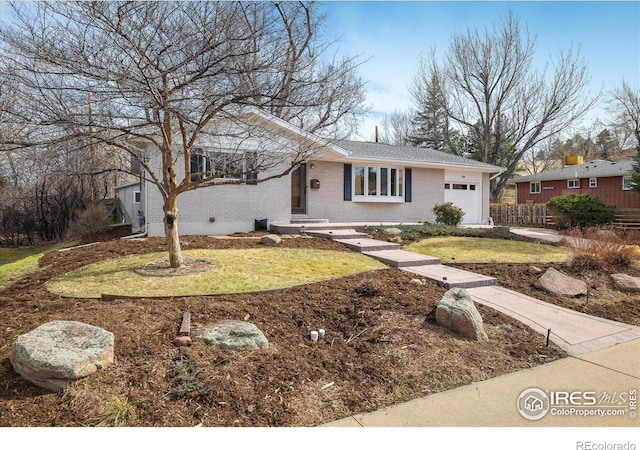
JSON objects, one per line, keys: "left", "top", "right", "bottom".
{"left": 171, "top": 357, "right": 210, "bottom": 399}
{"left": 432, "top": 202, "right": 465, "bottom": 227}
{"left": 67, "top": 202, "right": 112, "bottom": 238}
{"left": 547, "top": 194, "right": 615, "bottom": 229}
{"left": 354, "top": 278, "right": 383, "bottom": 297}
{"left": 98, "top": 397, "right": 137, "bottom": 427}
{"left": 566, "top": 225, "right": 640, "bottom": 271}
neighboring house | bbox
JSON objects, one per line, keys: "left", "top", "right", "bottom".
{"left": 513, "top": 159, "right": 640, "bottom": 208}
{"left": 115, "top": 111, "right": 503, "bottom": 237}
{"left": 114, "top": 181, "right": 144, "bottom": 232}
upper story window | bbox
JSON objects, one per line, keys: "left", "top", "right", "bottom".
{"left": 589, "top": 178, "right": 597, "bottom": 188}
{"left": 133, "top": 191, "right": 141, "bottom": 204}
{"left": 530, "top": 182, "right": 541, "bottom": 194}
{"left": 354, "top": 165, "right": 403, "bottom": 200}
{"left": 623, "top": 176, "right": 634, "bottom": 190}
{"left": 568, "top": 179, "right": 580, "bottom": 189}
{"left": 190, "top": 148, "right": 258, "bottom": 183}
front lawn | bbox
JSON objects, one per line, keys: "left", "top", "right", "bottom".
{"left": 46, "top": 247, "right": 387, "bottom": 298}
{"left": 0, "top": 244, "right": 64, "bottom": 290}
{"left": 404, "top": 236, "right": 572, "bottom": 263}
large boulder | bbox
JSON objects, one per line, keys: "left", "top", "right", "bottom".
{"left": 534, "top": 267, "right": 587, "bottom": 297}
{"left": 383, "top": 228, "right": 402, "bottom": 237}
{"left": 260, "top": 234, "right": 281, "bottom": 246}
{"left": 435, "top": 288, "right": 488, "bottom": 341}
{"left": 200, "top": 320, "right": 268, "bottom": 350}
{"left": 10, "top": 321, "right": 114, "bottom": 392}
{"left": 611, "top": 273, "right": 640, "bottom": 293}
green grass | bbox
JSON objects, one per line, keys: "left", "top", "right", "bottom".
{"left": 0, "top": 244, "right": 65, "bottom": 290}
{"left": 46, "top": 248, "right": 388, "bottom": 298}
{"left": 404, "top": 236, "right": 571, "bottom": 264}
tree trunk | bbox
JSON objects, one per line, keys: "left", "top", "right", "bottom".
{"left": 163, "top": 195, "right": 183, "bottom": 268}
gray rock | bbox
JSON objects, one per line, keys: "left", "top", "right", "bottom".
{"left": 201, "top": 320, "right": 268, "bottom": 350}
{"left": 611, "top": 273, "right": 640, "bottom": 293}
{"left": 534, "top": 267, "right": 587, "bottom": 297}
{"left": 528, "top": 265, "right": 543, "bottom": 274}
{"left": 383, "top": 228, "right": 402, "bottom": 237}
{"left": 10, "top": 321, "right": 114, "bottom": 392}
{"left": 173, "top": 336, "right": 192, "bottom": 347}
{"left": 435, "top": 288, "right": 488, "bottom": 341}
{"left": 260, "top": 234, "right": 281, "bottom": 246}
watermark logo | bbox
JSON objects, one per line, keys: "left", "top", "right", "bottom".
{"left": 517, "top": 387, "right": 550, "bottom": 420}
{"left": 517, "top": 387, "right": 637, "bottom": 421}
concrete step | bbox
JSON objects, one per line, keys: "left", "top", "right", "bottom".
{"left": 362, "top": 250, "right": 441, "bottom": 268}
{"left": 309, "top": 230, "right": 368, "bottom": 240}
{"left": 290, "top": 217, "right": 330, "bottom": 224}
{"left": 269, "top": 222, "right": 420, "bottom": 235}
{"left": 403, "top": 264, "right": 497, "bottom": 289}
{"left": 333, "top": 238, "right": 401, "bottom": 252}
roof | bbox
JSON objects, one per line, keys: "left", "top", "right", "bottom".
{"left": 514, "top": 159, "right": 635, "bottom": 182}
{"left": 333, "top": 140, "right": 503, "bottom": 173}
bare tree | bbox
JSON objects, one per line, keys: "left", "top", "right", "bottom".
{"left": 0, "top": 1, "right": 367, "bottom": 266}
{"left": 607, "top": 81, "right": 640, "bottom": 146}
{"left": 411, "top": 12, "right": 596, "bottom": 201}
{"left": 378, "top": 110, "right": 415, "bottom": 145}
{"left": 607, "top": 81, "right": 640, "bottom": 195}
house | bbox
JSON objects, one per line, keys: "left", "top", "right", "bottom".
{"left": 115, "top": 111, "right": 503, "bottom": 237}
{"left": 513, "top": 159, "right": 640, "bottom": 209}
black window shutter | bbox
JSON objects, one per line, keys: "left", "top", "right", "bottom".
{"left": 405, "top": 168, "right": 412, "bottom": 202}
{"left": 190, "top": 154, "right": 200, "bottom": 182}
{"left": 343, "top": 164, "right": 352, "bottom": 201}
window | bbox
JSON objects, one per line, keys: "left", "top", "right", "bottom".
{"left": 190, "top": 148, "right": 258, "bottom": 182}
{"left": 444, "top": 183, "right": 450, "bottom": 190}
{"left": 623, "top": 176, "right": 633, "bottom": 190}
{"left": 568, "top": 179, "right": 580, "bottom": 189}
{"left": 530, "top": 182, "right": 541, "bottom": 194}
{"left": 452, "top": 183, "right": 468, "bottom": 190}
{"left": 589, "top": 178, "right": 597, "bottom": 188}
{"left": 133, "top": 191, "right": 141, "bottom": 204}
{"left": 353, "top": 165, "right": 404, "bottom": 200}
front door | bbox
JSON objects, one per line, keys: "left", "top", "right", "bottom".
{"left": 291, "top": 164, "right": 307, "bottom": 214}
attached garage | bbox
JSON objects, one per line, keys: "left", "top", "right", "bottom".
{"left": 444, "top": 170, "right": 482, "bottom": 224}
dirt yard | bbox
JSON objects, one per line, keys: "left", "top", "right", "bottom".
{"left": 0, "top": 232, "right": 636, "bottom": 427}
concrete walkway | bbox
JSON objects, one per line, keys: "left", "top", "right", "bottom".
{"left": 313, "top": 226, "right": 640, "bottom": 354}
{"left": 310, "top": 226, "right": 640, "bottom": 427}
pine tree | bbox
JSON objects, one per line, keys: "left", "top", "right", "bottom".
{"left": 631, "top": 141, "right": 640, "bottom": 196}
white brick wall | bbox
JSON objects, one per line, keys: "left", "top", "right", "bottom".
{"left": 306, "top": 161, "right": 445, "bottom": 223}
{"left": 145, "top": 159, "right": 291, "bottom": 237}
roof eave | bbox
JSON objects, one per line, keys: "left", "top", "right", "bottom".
{"left": 343, "top": 155, "right": 503, "bottom": 173}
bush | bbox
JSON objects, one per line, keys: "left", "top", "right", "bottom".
{"left": 432, "top": 202, "right": 465, "bottom": 227}
{"left": 547, "top": 194, "right": 615, "bottom": 229}
{"left": 565, "top": 225, "right": 640, "bottom": 271}
{"left": 67, "top": 202, "right": 113, "bottom": 238}
{"left": 371, "top": 223, "right": 524, "bottom": 242}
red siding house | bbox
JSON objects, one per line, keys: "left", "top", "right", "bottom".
{"left": 514, "top": 160, "right": 640, "bottom": 209}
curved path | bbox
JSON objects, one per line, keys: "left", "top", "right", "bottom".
{"left": 312, "top": 226, "right": 640, "bottom": 427}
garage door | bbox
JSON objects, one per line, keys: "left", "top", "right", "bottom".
{"left": 444, "top": 182, "right": 479, "bottom": 224}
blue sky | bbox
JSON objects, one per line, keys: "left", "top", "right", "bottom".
{"left": 1, "top": 1, "right": 637, "bottom": 143}
{"left": 320, "top": 1, "right": 640, "bottom": 141}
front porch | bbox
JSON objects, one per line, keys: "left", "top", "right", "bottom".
{"left": 269, "top": 219, "right": 423, "bottom": 235}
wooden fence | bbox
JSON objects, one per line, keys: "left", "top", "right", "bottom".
{"left": 489, "top": 204, "right": 548, "bottom": 227}
{"left": 490, "top": 205, "right": 640, "bottom": 229}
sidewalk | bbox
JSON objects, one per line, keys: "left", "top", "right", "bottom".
{"left": 317, "top": 226, "right": 640, "bottom": 427}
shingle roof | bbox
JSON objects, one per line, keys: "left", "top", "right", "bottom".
{"left": 514, "top": 159, "right": 634, "bottom": 182}
{"left": 333, "top": 140, "right": 503, "bottom": 172}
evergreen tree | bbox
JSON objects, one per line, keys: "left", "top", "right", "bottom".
{"left": 631, "top": 141, "right": 640, "bottom": 196}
